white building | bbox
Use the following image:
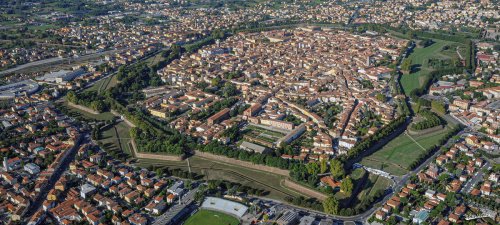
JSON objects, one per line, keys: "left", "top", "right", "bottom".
{"left": 24, "top": 163, "right": 41, "bottom": 175}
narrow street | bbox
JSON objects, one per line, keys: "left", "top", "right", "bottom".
{"left": 23, "top": 134, "right": 85, "bottom": 221}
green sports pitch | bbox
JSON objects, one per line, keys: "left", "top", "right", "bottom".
{"left": 183, "top": 209, "right": 240, "bottom": 225}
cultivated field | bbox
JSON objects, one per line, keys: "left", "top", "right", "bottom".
{"left": 184, "top": 209, "right": 239, "bottom": 225}
{"left": 360, "top": 126, "right": 451, "bottom": 176}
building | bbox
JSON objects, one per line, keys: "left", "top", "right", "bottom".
{"left": 413, "top": 210, "right": 429, "bottom": 224}
{"left": 24, "top": 163, "right": 41, "bottom": 175}
{"left": 453, "top": 99, "right": 470, "bottom": 110}
{"left": 80, "top": 183, "right": 96, "bottom": 198}
{"left": 207, "top": 108, "right": 230, "bottom": 125}
{"left": 277, "top": 124, "right": 306, "bottom": 146}
{"left": 260, "top": 118, "right": 294, "bottom": 130}
{"left": 0, "top": 80, "right": 39, "bottom": 99}
{"left": 276, "top": 210, "right": 299, "bottom": 225}
{"left": 36, "top": 69, "right": 85, "bottom": 84}
{"left": 167, "top": 181, "right": 185, "bottom": 196}
{"left": 298, "top": 216, "right": 315, "bottom": 225}
{"left": 239, "top": 141, "right": 269, "bottom": 154}
{"left": 243, "top": 103, "right": 262, "bottom": 117}
{"left": 201, "top": 197, "right": 248, "bottom": 218}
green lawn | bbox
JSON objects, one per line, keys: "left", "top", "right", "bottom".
{"left": 99, "top": 121, "right": 133, "bottom": 158}
{"left": 352, "top": 174, "right": 391, "bottom": 210}
{"left": 184, "top": 210, "right": 239, "bottom": 225}
{"left": 360, "top": 126, "right": 451, "bottom": 176}
{"left": 400, "top": 39, "right": 464, "bottom": 95}
{"left": 84, "top": 75, "right": 118, "bottom": 94}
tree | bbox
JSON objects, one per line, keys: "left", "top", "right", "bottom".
{"left": 222, "top": 82, "right": 237, "bottom": 98}
{"left": 329, "top": 159, "right": 344, "bottom": 179}
{"left": 210, "top": 77, "right": 221, "bottom": 87}
{"left": 401, "top": 58, "right": 412, "bottom": 72}
{"left": 340, "top": 176, "right": 353, "bottom": 195}
{"left": 320, "top": 159, "right": 328, "bottom": 174}
{"left": 376, "top": 93, "right": 386, "bottom": 102}
{"left": 431, "top": 100, "right": 446, "bottom": 114}
{"left": 306, "top": 162, "right": 320, "bottom": 176}
{"left": 323, "top": 196, "right": 339, "bottom": 214}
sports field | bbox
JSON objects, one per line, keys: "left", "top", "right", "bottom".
{"left": 400, "top": 39, "right": 464, "bottom": 94}
{"left": 360, "top": 126, "right": 450, "bottom": 176}
{"left": 184, "top": 209, "right": 239, "bottom": 225}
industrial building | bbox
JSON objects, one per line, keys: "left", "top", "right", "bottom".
{"left": 0, "top": 80, "right": 39, "bottom": 99}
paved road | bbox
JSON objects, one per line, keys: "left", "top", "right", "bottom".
{"left": 361, "top": 127, "right": 466, "bottom": 223}
{"left": 0, "top": 57, "right": 64, "bottom": 75}
{"left": 23, "top": 134, "right": 85, "bottom": 221}
{"left": 462, "top": 161, "right": 490, "bottom": 193}
{"left": 250, "top": 194, "right": 384, "bottom": 223}
{"left": 0, "top": 46, "right": 142, "bottom": 76}
{"left": 153, "top": 187, "right": 199, "bottom": 225}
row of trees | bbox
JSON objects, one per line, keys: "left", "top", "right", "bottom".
{"left": 110, "top": 63, "right": 162, "bottom": 102}
{"left": 130, "top": 127, "right": 188, "bottom": 155}
{"left": 67, "top": 90, "right": 110, "bottom": 112}
{"left": 183, "top": 29, "right": 226, "bottom": 53}
{"left": 338, "top": 189, "right": 386, "bottom": 216}
{"left": 198, "top": 141, "right": 295, "bottom": 170}
{"left": 289, "top": 159, "right": 347, "bottom": 188}
{"left": 411, "top": 110, "right": 445, "bottom": 130}
{"left": 343, "top": 116, "right": 407, "bottom": 161}
{"left": 284, "top": 196, "right": 324, "bottom": 212}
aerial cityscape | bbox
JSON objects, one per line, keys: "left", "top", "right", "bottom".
{"left": 0, "top": 0, "right": 498, "bottom": 225}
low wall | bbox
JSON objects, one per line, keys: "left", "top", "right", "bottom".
{"left": 67, "top": 102, "right": 99, "bottom": 115}
{"left": 282, "top": 178, "right": 328, "bottom": 201}
{"left": 194, "top": 150, "right": 290, "bottom": 176}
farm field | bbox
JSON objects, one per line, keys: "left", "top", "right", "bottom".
{"left": 184, "top": 209, "right": 239, "bottom": 225}
{"left": 137, "top": 156, "right": 302, "bottom": 201}
{"left": 360, "top": 126, "right": 451, "bottom": 176}
{"left": 400, "top": 39, "right": 465, "bottom": 95}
